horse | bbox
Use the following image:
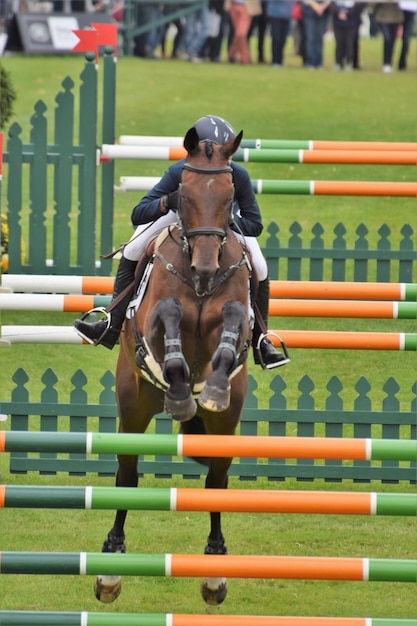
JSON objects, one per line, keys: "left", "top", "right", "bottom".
{"left": 94, "top": 127, "right": 253, "bottom": 607}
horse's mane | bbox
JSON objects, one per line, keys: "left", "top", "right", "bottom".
{"left": 204, "top": 141, "right": 214, "bottom": 160}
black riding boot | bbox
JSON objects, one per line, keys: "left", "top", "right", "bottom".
{"left": 253, "top": 277, "right": 290, "bottom": 369}
{"left": 73, "top": 257, "right": 137, "bottom": 350}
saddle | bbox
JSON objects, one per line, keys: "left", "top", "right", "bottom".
{"left": 104, "top": 229, "right": 169, "bottom": 318}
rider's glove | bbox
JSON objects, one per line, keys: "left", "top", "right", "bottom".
{"left": 159, "top": 191, "right": 179, "bottom": 215}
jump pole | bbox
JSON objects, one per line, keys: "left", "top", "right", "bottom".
{"left": 116, "top": 176, "right": 417, "bottom": 197}
{"left": 3, "top": 276, "right": 417, "bottom": 301}
{"left": 1, "top": 431, "right": 415, "bottom": 461}
{"left": 0, "top": 613, "right": 415, "bottom": 626}
{"left": 0, "top": 293, "right": 111, "bottom": 312}
{"left": 269, "top": 281, "right": 417, "bottom": 301}
{"left": 270, "top": 330, "right": 417, "bottom": 351}
{"left": 1, "top": 485, "right": 415, "bottom": 516}
{"left": 100, "top": 145, "right": 417, "bottom": 166}
{"left": 268, "top": 300, "right": 417, "bottom": 319}
{"left": 118, "top": 134, "right": 417, "bottom": 152}
{"left": 1, "top": 327, "right": 417, "bottom": 349}
{"left": 1, "top": 275, "right": 115, "bottom": 294}
{"left": 0, "top": 552, "right": 415, "bottom": 581}
{"left": 1, "top": 294, "right": 417, "bottom": 319}
{"left": 0, "top": 326, "right": 86, "bottom": 344}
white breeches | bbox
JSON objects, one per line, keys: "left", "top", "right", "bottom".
{"left": 123, "top": 216, "right": 268, "bottom": 282}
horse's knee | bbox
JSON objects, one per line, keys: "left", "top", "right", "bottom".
{"left": 155, "top": 297, "right": 183, "bottom": 329}
{"left": 222, "top": 300, "right": 246, "bottom": 328}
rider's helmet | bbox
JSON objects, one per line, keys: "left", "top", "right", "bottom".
{"left": 192, "top": 115, "right": 236, "bottom": 145}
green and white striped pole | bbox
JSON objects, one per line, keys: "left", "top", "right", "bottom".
{"left": 1, "top": 432, "right": 416, "bottom": 461}
{"left": 1, "top": 486, "right": 416, "bottom": 516}
{"left": 0, "top": 552, "right": 416, "bottom": 582}
{"left": 0, "top": 611, "right": 416, "bottom": 626}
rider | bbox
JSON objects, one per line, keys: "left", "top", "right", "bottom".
{"left": 74, "top": 115, "right": 289, "bottom": 369}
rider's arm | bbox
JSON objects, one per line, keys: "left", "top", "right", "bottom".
{"left": 231, "top": 163, "right": 264, "bottom": 237}
{"left": 131, "top": 160, "right": 184, "bottom": 226}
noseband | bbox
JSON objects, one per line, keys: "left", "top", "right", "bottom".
{"left": 179, "top": 162, "right": 234, "bottom": 243}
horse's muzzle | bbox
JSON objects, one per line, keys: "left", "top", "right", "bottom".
{"left": 190, "top": 235, "right": 221, "bottom": 296}
{"left": 191, "top": 266, "right": 217, "bottom": 297}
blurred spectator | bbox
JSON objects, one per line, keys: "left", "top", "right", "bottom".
{"left": 266, "top": 0, "right": 292, "bottom": 67}
{"left": 372, "top": 2, "right": 404, "bottom": 72}
{"left": 398, "top": 0, "right": 417, "bottom": 70}
{"left": 174, "top": 1, "right": 211, "bottom": 61}
{"left": 302, "top": 0, "right": 330, "bottom": 69}
{"left": 292, "top": 0, "right": 307, "bottom": 65}
{"left": 53, "top": 0, "right": 87, "bottom": 10}
{"left": 329, "top": 1, "right": 364, "bottom": 70}
{"left": 203, "top": 0, "right": 228, "bottom": 62}
{"left": 352, "top": 2, "right": 366, "bottom": 69}
{"left": 161, "top": 5, "right": 186, "bottom": 58}
{"left": 143, "top": 3, "right": 165, "bottom": 58}
{"left": 132, "top": 1, "right": 164, "bottom": 58}
{"left": 226, "top": 0, "right": 261, "bottom": 64}
{"left": 247, "top": 0, "right": 267, "bottom": 62}
{"left": 110, "top": 0, "right": 124, "bottom": 21}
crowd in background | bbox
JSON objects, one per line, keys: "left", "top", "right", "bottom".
{"left": 119, "top": 0, "right": 417, "bottom": 72}
{"left": 0, "top": 0, "right": 416, "bottom": 71}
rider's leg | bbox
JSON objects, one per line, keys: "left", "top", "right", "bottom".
{"left": 74, "top": 255, "right": 138, "bottom": 349}
{"left": 74, "top": 215, "right": 176, "bottom": 349}
{"left": 253, "top": 275, "right": 289, "bottom": 368}
{"left": 241, "top": 236, "right": 290, "bottom": 369}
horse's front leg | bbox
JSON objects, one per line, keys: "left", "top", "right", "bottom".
{"left": 155, "top": 297, "right": 197, "bottom": 422}
{"left": 198, "top": 300, "right": 247, "bottom": 412}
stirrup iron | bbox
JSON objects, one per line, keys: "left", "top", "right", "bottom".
{"left": 74, "top": 307, "right": 112, "bottom": 345}
{"left": 256, "top": 331, "right": 290, "bottom": 370}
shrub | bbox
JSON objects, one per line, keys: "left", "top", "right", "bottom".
{"left": 0, "top": 63, "right": 17, "bottom": 130}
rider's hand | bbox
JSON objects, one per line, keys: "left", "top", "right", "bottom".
{"left": 160, "top": 196, "right": 170, "bottom": 215}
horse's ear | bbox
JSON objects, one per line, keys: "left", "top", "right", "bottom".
{"left": 184, "top": 127, "right": 200, "bottom": 155}
{"left": 221, "top": 130, "right": 243, "bottom": 160}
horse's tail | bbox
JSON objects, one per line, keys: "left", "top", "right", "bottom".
{"left": 180, "top": 416, "right": 210, "bottom": 467}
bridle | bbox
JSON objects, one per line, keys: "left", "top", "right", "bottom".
{"left": 178, "top": 162, "right": 234, "bottom": 247}
{"left": 152, "top": 157, "right": 251, "bottom": 298}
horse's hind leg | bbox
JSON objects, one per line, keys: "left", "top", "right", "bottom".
{"left": 94, "top": 454, "right": 137, "bottom": 603}
{"left": 200, "top": 458, "right": 230, "bottom": 608}
{"left": 95, "top": 358, "right": 159, "bottom": 603}
{"left": 198, "top": 301, "right": 246, "bottom": 412}
{"left": 155, "top": 297, "right": 197, "bottom": 422}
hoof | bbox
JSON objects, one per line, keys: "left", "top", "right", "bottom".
{"left": 201, "top": 577, "right": 228, "bottom": 606}
{"left": 94, "top": 575, "right": 122, "bottom": 603}
{"left": 198, "top": 383, "right": 231, "bottom": 412}
{"left": 165, "top": 391, "right": 197, "bottom": 422}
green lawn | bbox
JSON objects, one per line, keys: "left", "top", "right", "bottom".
{"left": 0, "top": 33, "right": 416, "bottom": 621}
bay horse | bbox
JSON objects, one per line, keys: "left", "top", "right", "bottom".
{"left": 94, "top": 127, "right": 253, "bottom": 606}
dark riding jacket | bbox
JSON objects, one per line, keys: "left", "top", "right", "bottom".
{"left": 131, "top": 158, "right": 264, "bottom": 238}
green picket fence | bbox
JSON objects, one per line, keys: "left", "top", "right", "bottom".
{"left": 2, "top": 368, "right": 415, "bottom": 483}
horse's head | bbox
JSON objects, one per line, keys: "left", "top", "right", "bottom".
{"left": 179, "top": 126, "right": 243, "bottom": 296}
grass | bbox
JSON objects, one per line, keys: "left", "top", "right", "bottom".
{"left": 0, "top": 33, "right": 416, "bottom": 620}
